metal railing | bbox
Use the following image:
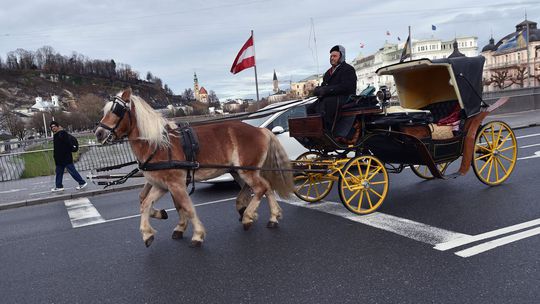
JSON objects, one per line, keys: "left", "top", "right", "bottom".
{"left": 0, "top": 141, "right": 136, "bottom": 182}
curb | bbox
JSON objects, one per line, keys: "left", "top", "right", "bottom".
{"left": 0, "top": 183, "right": 145, "bottom": 211}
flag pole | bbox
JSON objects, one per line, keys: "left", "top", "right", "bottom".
{"left": 251, "top": 30, "right": 260, "bottom": 102}
{"left": 525, "top": 15, "right": 531, "bottom": 87}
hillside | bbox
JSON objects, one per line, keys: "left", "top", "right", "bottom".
{"left": 0, "top": 69, "right": 182, "bottom": 109}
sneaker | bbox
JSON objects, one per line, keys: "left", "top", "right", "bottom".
{"left": 51, "top": 187, "right": 64, "bottom": 192}
{"left": 76, "top": 182, "right": 88, "bottom": 190}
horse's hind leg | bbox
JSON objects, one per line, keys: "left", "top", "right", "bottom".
{"left": 140, "top": 183, "right": 168, "bottom": 220}
{"left": 140, "top": 185, "right": 167, "bottom": 247}
{"left": 239, "top": 173, "right": 270, "bottom": 230}
{"left": 169, "top": 185, "right": 206, "bottom": 247}
{"left": 235, "top": 184, "right": 252, "bottom": 222}
{"left": 170, "top": 197, "right": 189, "bottom": 240}
{"left": 265, "top": 191, "right": 283, "bottom": 229}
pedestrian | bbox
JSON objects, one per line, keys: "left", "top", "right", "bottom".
{"left": 49, "top": 121, "right": 87, "bottom": 192}
{"left": 309, "top": 45, "right": 357, "bottom": 135}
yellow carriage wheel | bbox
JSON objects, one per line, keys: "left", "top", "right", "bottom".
{"left": 472, "top": 121, "right": 517, "bottom": 186}
{"left": 293, "top": 152, "right": 334, "bottom": 202}
{"left": 410, "top": 162, "right": 450, "bottom": 180}
{"left": 338, "top": 155, "right": 388, "bottom": 215}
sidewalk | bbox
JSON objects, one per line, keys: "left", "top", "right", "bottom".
{"left": 0, "top": 165, "right": 145, "bottom": 210}
{"left": 0, "top": 109, "right": 538, "bottom": 211}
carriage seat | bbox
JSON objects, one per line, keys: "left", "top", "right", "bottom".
{"left": 420, "top": 100, "right": 461, "bottom": 123}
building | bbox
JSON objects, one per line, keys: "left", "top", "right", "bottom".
{"left": 353, "top": 36, "right": 478, "bottom": 93}
{"left": 481, "top": 19, "right": 540, "bottom": 92}
{"left": 30, "top": 95, "right": 61, "bottom": 112}
{"left": 290, "top": 74, "right": 322, "bottom": 98}
{"left": 199, "top": 87, "right": 208, "bottom": 103}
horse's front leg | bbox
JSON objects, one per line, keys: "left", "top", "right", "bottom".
{"left": 140, "top": 183, "right": 168, "bottom": 220}
{"left": 140, "top": 185, "right": 167, "bottom": 247}
{"left": 235, "top": 184, "right": 252, "bottom": 222}
{"left": 170, "top": 184, "right": 206, "bottom": 247}
{"left": 170, "top": 196, "right": 189, "bottom": 240}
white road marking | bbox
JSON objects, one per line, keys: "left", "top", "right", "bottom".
{"left": 454, "top": 226, "right": 540, "bottom": 258}
{"left": 515, "top": 133, "right": 540, "bottom": 139}
{"left": 82, "top": 197, "right": 237, "bottom": 225}
{"left": 434, "top": 218, "right": 540, "bottom": 251}
{"left": 517, "top": 151, "right": 540, "bottom": 160}
{"left": 0, "top": 188, "right": 26, "bottom": 194}
{"left": 520, "top": 143, "right": 540, "bottom": 149}
{"left": 283, "top": 198, "right": 469, "bottom": 245}
{"left": 64, "top": 197, "right": 105, "bottom": 228}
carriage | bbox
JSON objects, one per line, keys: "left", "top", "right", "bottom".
{"left": 288, "top": 55, "right": 518, "bottom": 215}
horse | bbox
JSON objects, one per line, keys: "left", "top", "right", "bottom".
{"left": 94, "top": 88, "right": 294, "bottom": 247}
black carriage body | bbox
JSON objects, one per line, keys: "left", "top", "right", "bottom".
{"left": 289, "top": 56, "right": 487, "bottom": 167}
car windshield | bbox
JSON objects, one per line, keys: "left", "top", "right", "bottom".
{"left": 243, "top": 116, "right": 268, "bottom": 127}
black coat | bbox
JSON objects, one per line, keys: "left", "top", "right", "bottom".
{"left": 318, "top": 62, "right": 357, "bottom": 97}
{"left": 53, "top": 129, "right": 73, "bottom": 166}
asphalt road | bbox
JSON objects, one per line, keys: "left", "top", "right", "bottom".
{"left": 1, "top": 126, "right": 539, "bottom": 304}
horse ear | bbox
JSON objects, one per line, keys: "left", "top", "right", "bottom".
{"left": 121, "top": 87, "right": 132, "bottom": 102}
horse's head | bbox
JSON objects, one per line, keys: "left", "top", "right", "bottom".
{"left": 95, "top": 88, "right": 133, "bottom": 145}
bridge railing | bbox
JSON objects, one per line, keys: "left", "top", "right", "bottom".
{"left": 0, "top": 141, "right": 136, "bottom": 182}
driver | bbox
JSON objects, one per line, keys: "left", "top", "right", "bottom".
{"left": 309, "top": 45, "right": 357, "bottom": 134}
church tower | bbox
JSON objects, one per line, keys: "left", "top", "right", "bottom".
{"left": 194, "top": 72, "right": 200, "bottom": 101}
{"left": 273, "top": 70, "right": 279, "bottom": 94}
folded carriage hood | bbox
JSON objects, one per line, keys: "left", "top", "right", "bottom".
{"left": 376, "top": 56, "right": 485, "bottom": 117}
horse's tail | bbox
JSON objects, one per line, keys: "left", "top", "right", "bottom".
{"left": 261, "top": 130, "right": 294, "bottom": 198}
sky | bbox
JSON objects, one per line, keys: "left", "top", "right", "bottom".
{"left": 1, "top": 0, "right": 539, "bottom": 101}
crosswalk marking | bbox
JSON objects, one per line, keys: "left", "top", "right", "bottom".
{"left": 454, "top": 226, "right": 540, "bottom": 257}
{"left": 64, "top": 197, "right": 105, "bottom": 228}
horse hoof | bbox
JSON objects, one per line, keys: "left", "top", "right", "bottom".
{"left": 144, "top": 235, "right": 154, "bottom": 248}
{"left": 238, "top": 207, "right": 246, "bottom": 222}
{"left": 189, "top": 240, "right": 202, "bottom": 248}
{"left": 160, "top": 209, "right": 168, "bottom": 220}
{"left": 266, "top": 221, "right": 279, "bottom": 229}
{"left": 172, "top": 231, "right": 183, "bottom": 239}
{"left": 243, "top": 222, "right": 252, "bottom": 231}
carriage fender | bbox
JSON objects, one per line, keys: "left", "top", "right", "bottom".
{"left": 458, "top": 97, "right": 509, "bottom": 175}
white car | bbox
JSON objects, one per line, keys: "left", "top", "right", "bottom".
{"left": 204, "top": 99, "right": 313, "bottom": 183}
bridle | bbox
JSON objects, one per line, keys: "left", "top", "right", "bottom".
{"left": 98, "top": 96, "right": 132, "bottom": 143}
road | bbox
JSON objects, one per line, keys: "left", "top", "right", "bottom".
{"left": 1, "top": 126, "right": 539, "bottom": 303}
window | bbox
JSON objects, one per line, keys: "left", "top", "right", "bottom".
{"left": 267, "top": 106, "right": 307, "bottom": 131}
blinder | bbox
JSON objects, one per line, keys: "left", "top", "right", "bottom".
{"left": 98, "top": 96, "right": 132, "bottom": 142}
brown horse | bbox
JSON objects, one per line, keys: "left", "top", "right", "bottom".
{"left": 95, "top": 88, "right": 293, "bottom": 247}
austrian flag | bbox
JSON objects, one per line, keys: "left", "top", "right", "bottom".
{"left": 230, "top": 35, "right": 255, "bottom": 74}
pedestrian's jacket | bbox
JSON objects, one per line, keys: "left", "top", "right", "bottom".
{"left": 53, "top": 129, "right": 73, "bottom": 166}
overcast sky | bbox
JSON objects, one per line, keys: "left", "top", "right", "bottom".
{"left": 1, "top": 0, "right": 538, "bottom": 100}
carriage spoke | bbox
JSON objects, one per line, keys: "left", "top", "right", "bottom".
{"left": 496, "top": 133, "right": 512, "bottom": 150}
{"left": 498, "top": 145, "right": 516, "bottom": 154}
{"left": 475, "top": 153, "right": 491, "bottom": 161}
{"left": 365, "top": 191, "right": 374, "bottom": 209}
{"left": 476, "top": 144, "right": 492, "bottom": 153}
{"left": 495, "top": 156, "right": 509, "bottom": 175}
{"left": 345, "top": 189, "right": 360, "bottom": 206}
{"left": 368, "top": 187, "right": 384, "bottom": 199}
{"left": 364, "top": 158, "right": 372, "bottom": 179}
{"left": 366, "top": 166, "right": 383, "bottom": 181}
{"left": 486, "top": 157, "right": 494, "bottom": 182}
{"left": 481, "top": 133, "right": 492, "bottom": 149}
{"left": 497, "top": 153, "right": 514, "bottom": 162}
{"left": 478, "top": 155, "right": 493, "bottom": 174}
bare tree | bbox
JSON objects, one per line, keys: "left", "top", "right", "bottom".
{"left": 182, "top": 88, "right": 195, "bottom": 101}
{"left": 510, "top": 65, "right": 528, "bottom": 87}
{"left": 0, "top": 106, "right": 27, "bottom": 140}
{"left": 76, "top": 94, "right": 106, "bottom": 129}
{"left": 490, "top": 70, "right": 513, "bottom": 90}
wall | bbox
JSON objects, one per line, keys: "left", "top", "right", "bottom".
{"left": 483, "top": 86, "right": 540, "bottom": 114}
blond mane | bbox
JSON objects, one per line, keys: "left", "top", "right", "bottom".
{"left": 104, "top": 94, "right": 176, "bottom": 147}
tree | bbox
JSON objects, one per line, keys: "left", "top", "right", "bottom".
{"left": 490, "top": 70, "right": 513, "bottom": 90}
{"left": 208, "top": 90, "right": 220, "bottom": 109}
{"left": 182, "top": 88, "right": 195, "bottom": 101}
{"left": 510, "top": 65, "right": 528, "bottom": 88}
{"left": 75, "top": 94, "right": 106, "bottom": 130}
{"left": 146, "top": 71, "right": 154, "bottom": 82}
{"left": 0, "top": 106, "right": 27, "bottom": 140}
{"left": 29, "top": 112, "right": 53, "bottom": 136}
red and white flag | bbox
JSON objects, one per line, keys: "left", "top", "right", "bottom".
{"left": 230, "top": 35, "right": 255, "bottom": 74}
